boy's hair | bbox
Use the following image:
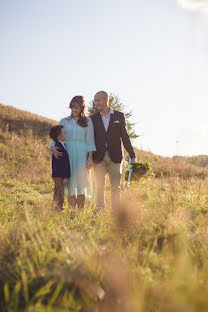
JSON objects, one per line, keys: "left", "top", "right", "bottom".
{"left": 49, "top": 125, "right": 64, "bottom": 142}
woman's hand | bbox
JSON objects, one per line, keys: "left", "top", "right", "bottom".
{"left": 50, "top": 146, "right": 63, "bottom": 159}
{"left": 86, "top": 158, "right": 94, "bottom": 169}
{"left": 63, "top": 178, "right": 68, "bottom": 185}
{"left": 86, "top": 151, "right": 94, "bottom": 169}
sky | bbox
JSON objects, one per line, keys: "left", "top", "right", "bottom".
{"left": 1, "top": 0, "right": 208, "bottom": 157}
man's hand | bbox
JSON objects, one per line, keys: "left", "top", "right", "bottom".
{"left": 63, "top": 178, "right": 68, "bottom": 185}
{"left": 86, "top": 158, "right": 94, "bottom": 169}
{"left": 50, "top": 146, "right": 63, "bottom": 159}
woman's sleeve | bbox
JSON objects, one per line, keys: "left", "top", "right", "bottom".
{"left": 86, "top": 117, "right": 96, "bottom": 152}
{"left": 50, "top": 119, "right": 65, "bottom": 148}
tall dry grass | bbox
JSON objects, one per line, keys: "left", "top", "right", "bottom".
{"left": 1, "top": 177, "right": 208, "bottom": 311}
{"left": 0, "top": 103, "right": 56, "bottom": 137}
{"left": 1, "top": 103, "right": 208, "bottom": 311}
{"left": 135, "top": 148, "right": 208, "bottom": 179}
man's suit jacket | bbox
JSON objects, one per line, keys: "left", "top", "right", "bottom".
{"left": 52, "top": 142, "right": 71, "bottom": 178}
{"left": 91, "top": 110, "right": 136, "bottom": 164}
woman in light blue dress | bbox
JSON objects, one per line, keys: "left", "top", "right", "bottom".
{"left": 50, "top": 96, "right": 96, "bottom": 208}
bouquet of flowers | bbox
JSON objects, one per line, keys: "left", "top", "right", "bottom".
{"left": 125, "top": 161, "right": 152, "bottom": 183}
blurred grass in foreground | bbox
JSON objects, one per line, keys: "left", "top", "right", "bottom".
{"left": 1, "top": 176, "right": 208, "bottom": 312}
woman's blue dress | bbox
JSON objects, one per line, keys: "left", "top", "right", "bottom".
{"left": 51, "top": 116, "right": 96, "bottom": 197}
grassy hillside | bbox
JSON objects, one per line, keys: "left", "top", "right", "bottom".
{"left": 0, "top": 103, "right": 56, "bottom": 183}
{"left": 0, "top": 103, "right": 56, "bottom": 137}
{"left": 1, "top": 103, "right": 208, "bottom": 312}
{"left": 0, "top": 103, "right": 207, "bottom": 181}
{"left": 135, "top": 149, "right": 208, "bottom": 179}
{"left": 179, "top": 155, "right": 208, "bottom": 168}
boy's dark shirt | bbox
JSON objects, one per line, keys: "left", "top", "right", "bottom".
{"left": 52, "top": 142, "right": 71, "bottom": 178}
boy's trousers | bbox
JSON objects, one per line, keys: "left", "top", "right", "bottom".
{"left": 53, "top": 177, "right": 65, "bottom": 211}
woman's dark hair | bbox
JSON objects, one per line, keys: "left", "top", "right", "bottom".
{"left": 49, "top": 125, "right": 64, "bottom": 142}
{"left": 70, "top": 96, "right": 88, "bottom": 127}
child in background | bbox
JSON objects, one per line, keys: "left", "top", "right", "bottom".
{"left": 49, "top": 125, "right": 71, "bottom": 211}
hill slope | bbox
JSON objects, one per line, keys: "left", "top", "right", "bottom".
{"left": 0, "top": 103, "right": 56, "bottom": 137}
{"left": 0, "top": 103, "right": 207, "bottom": 181}
{"left": 0, "top": 103, "right": 56, "bottom": 182}
{"left": 134, "top": 149, "right": 208, "bottom": 178}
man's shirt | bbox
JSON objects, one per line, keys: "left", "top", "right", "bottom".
{"left": 100, "top": 108, "right": 114, "bottom": 132}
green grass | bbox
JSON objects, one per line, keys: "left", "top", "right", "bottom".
{"left": 1, "top": 177, "right": 208, "bottom": 312}
{"left": 1, "top": 103, "right": 208, "bottom": 311}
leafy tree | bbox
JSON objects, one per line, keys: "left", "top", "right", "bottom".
{"left": 88, "top": 93, "right": 139, "bottom": 139}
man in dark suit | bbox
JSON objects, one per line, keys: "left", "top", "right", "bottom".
{"left": 91, "top": 91, "right": 136, "bottom": 211}
{"left": 49, "top": 125, "right": 71, "bottom": 211}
